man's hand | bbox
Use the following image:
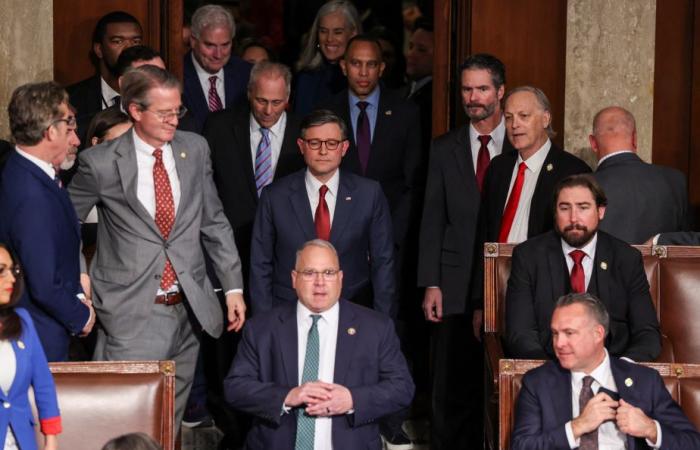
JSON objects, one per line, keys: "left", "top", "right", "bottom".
{"left": 80, "top": 273, "right": 91, "bottom": 301}
{"left": 305, "top": 383, "right": 354, "bottom": 416}
{"left": 80, "top": 297, "right": 95, "bottom": 336}
{"left": 284, "top": 381, "right": 332, "bottom": 408}
{"left": 616, "top": 398, "right": 658, "bottom": 442}
{"left": 44, "top": 434, "right": 58, "bottom": 450}
{"left": 472, "top": 309, "right": 484, "bottom": 341}
{"left": 422, "top": 287, "right": 443, "bottom": 322}
{"left": 571, "top": 392, "right": 618, "bottom": 438}
{"left": 225, "top": 292, "right": 246, "bottom": 332}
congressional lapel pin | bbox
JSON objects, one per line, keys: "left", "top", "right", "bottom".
{"left": 625, "top": 377, "right": 634, "bottom": 387}
{"left": 17, "top": 340, "right": 25, "bottom": 350}
{"left": 385, "top": 110, "right": 392, "bottom": 116}
{"left": 180, "top": 152, "right": 187, "bottom": 159}
{"left": 600, "top": 261, "right": 608, "bottom": 270}
{"left": 347, "top": 327, "right": 356, "bottom": 335}
{"left": 546, "top": 163, "right": 553, "bottom": 172}
{"left": 345, "top": 196, "right": 352, "bottom": 201}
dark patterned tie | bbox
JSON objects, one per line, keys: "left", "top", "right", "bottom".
{"left": 208, "top": 76, "right": 223, "bottom": 112}
{"left": 475, "top": 135, "right": 491, "bottom": 192}
{"left": 295, "top": 315, "right": 321, "bottom": 450}
{"left": 153, "top": 148, "right": 177, "bottom": 290}
{"left": 254, "top": 128, "right": 272, "bottom": 195}
{"left": 356, "top": 101, "right": 371, "bottom": 174}
{"left": 579, "top": 375, "right": 598, "bottom": 449}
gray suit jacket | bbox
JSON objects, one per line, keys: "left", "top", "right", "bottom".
{"left": 658, "top": 232, "right": 700, "bottom": 246}
{"left": 68, "top": 129, "right": 242, "bottom": 339}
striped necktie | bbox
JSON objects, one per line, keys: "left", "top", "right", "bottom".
{"left": 255, "top": 127, "right": 272, "bottom": 195}
{"left": 295, "top": 315, "right": 321, "bottom": 450}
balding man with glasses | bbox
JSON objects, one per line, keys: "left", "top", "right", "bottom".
{"left": 249, "top": 109, "right": 397, "bottom": 318}
{"left": 68, "top": 65, "right": 245, "bottom": 428}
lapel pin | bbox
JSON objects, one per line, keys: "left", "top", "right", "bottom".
{"left": 347, "top": 327, "right": 356, "bottom": 335}
{"left": 600, "top": 261, "right": 608, "bottom": 270}
{"left": 345, "top": 196, "right": 352, "bottom": 201}
{"left": 546, "top": 163, "right": 553, "bottom": 172}
{"left": 385, "top": 110, "right": 392, "bottom": 116}
{"left": 17, "top": 340, "right": 25, "bottom": 350}
{"left": 180, "top": 152, "right": 187, "bottom": 159}
{"left": 625, "top": 377, "right": 633, "bottom": 387}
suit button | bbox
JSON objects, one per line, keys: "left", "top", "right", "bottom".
{"left": 164, "top": 243, "right": 170, "bottom": 249}
{"left": 3, "top": 402, "right": 9, "bottom": 408}
{"left": 154, "top": 274, "right": 161, "bottom": 280}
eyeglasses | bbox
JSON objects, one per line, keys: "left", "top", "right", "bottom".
{"left": 295, "top": 269, "right": 340, "bottom": 281}
{"left": 0, "top": 265, "right": 21, "bottom": 278}
{"left": 50, "top": 116, "right": 77, "bottom": 130}
{"left": 143, "top": 106, "right": 188, "bottom": 122}
{"left": 302, "top": 139, "right": 343, "bottom": 151}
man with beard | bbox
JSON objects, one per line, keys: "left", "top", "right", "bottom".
{"left": 504, "top": 174, "right": 660, "bottom": 362}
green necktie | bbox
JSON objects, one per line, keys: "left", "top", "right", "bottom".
{"left": 295, "top": 314, "right": 321, "bottom": 450}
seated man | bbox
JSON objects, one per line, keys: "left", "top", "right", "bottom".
{"left": 512, "top": 293, "right": 700, "bottom": 449}
{"left": 506, "top": 174, "right": 661, "bottom": 361}
{"left": 224, "top": 239, "right": 414, "bottom": 450}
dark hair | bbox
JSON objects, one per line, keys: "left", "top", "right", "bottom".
{"left": 116, "top": 45, "right": 162, "bottom": 77}
{"left": 412, "top": 16, "right": 434, "bottom": 33}
{"left": 239, "top": 38, "right": 275, "bottom": 62}
{"left": 8, "top": 81, "right": 69, "bottom": 146}
{"left": 459, "top": 53, "right": 506, "bottom": 89}
{"left": 92, "top": 11, "right": 142, "bottom": 44}
{"left": 300, "top": 109, "right": 348, "bottom": 140}
{"left": 101, "top": 432, "right": 162, "bottom": 450}
{"left": 85, "top": 108, "right": 131, "bottom": 147}
{"left": 344, "top": 35, "right": 384, "bottom": 62}
{"left": 553, "top": 174, "right": 607, "bottom": 211}
{"left": 555, "top": 292, "right": 610, "bottom": 336}
{"left": 0, "top": 243, "right": 24, "bottom": 341}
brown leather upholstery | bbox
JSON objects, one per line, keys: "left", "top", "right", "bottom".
{"left": 499, "top": 360, "right": 700, "bottom": 450}
{"left": 31, "top": 361, "right": 175, "bottom": 450}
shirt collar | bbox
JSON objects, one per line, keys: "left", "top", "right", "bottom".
{"left": 349, "top": 86, "right": 381, "bottom": 110}
{"left": 15, "top": 146, "right": 56, "bottom": 179}
{"left": 517, "top": 139, "right": 551, "bottom": 171}
{"left": 132, "top": 129, "right": 172, "bottom": 157}
{"left": 305, "top": 167, "right": 340, "bottom": 197}
{"left": 597, "top": 149, "right": 634, "bottom": 166}
{"left": 468, "top": 115, "right": 506, "bottom": 150}
{"left": 561, "top": 232, "right": 598, "bottom": 257}
{"left": 191, "top": 52, "right": 224, "bottom": 80}
{"left": 410, "top": 76, "right": 432, "bottom": 94}
{"left": 100, "top": 77, "right": 120, "bottom": 105}
{"left": 571, "top": 349, "right": 612, "bottom": 389}
{"left": 296, "top": 299, "right": 340, "bottom": 327}
{"left": 249, "top": 111, "right": 287, "bottom": 138}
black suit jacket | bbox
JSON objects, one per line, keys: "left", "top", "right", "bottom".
{"left": 318, "top": 88, "right": 422, "bottom": 246}
{"left": 658, "top": 231, "right": 700, "bottom": 245}
{"left": 203, "top": 108, "right": 305, "bottom": 283}
{"left": 417, "top": 125, "right": 516, "bottom": 315}
{"left": 505, "top": 230, "right": 661, "bottom": 361}
{"left": 67, "top": 75, "right": 102, "bottom": 146}
{"left": 594, "top": 152, "right": 689, "bottom": 244}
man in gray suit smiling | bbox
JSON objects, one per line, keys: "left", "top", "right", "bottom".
{"left": 69, "top": 65, "right": 246, "bottom": 426}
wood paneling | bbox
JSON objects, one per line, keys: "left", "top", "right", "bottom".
{"left": 691, "top": 0, "right": 700, "bottom": 226}
{"left": 432, "top": 0, "right": 454, "bottom": 137}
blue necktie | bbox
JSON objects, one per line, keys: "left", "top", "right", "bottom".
{"left": 295, "top": 314, "right": 321, "bottom": 450}
{"left": 255, "top": 127, "right": 272, "bottom": 196}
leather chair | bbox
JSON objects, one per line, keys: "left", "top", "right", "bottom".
{"left": 31, "top": 361, "right": 175, "bottom": 450}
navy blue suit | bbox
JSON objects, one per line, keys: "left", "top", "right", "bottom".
{"left": 182, "top": 52, "right": 252, "bottom": 132}
{"left": 0, "top": 152, "right": 89, "bottom": 361}
{"left": 512, "top": 357, "right": 700, "bottom": 449}
{"left": 249, "top": 169, "right": 396, "bottom": 317}
{"left": 224, "top": 300, "right": 415, "bottom": 450}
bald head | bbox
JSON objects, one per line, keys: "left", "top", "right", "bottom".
{"left": 589, "top": 106, "right": 637, "bottom": 160}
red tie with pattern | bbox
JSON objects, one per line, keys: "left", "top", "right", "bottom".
{"left": 497, "top": 162, "right": 527, "bottom": 243}
{"left": 475, "top": 135, "right": 491, "bottom": 192}
{"left": 153, "top": 148, "right": 177, "bottom": 290}
{"left": 315, "top": 185, "right": 330, "bottom": 241}
{"left": 569, "top": 249, "right": 586, "bottom": 293}
{"left": 208, "top": 76, "right": 223, "bottom": 112}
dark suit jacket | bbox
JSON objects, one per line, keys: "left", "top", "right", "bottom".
{"left": 224, "top": 300, "right": 415, "bottom": 450}
{"left": 249, "top": 169, "right": 396, "bottom": 317}
{"left": 67, "top": 74, "right": 102, "bottom": 146}
{"left": 595, "top": 152, "right": 689, "bottom": 244}
{"left": 318, "top": 88, "right": 422, "bottom": 246}
{"left": 658, "top": 232, "right": 700, "bottom": 246}
{"left": 512, "top": 357, "right": 700, "bottom": 450}
{"left": 292, "top": 60, "right": 347, "bottom": 117}
{"left": 203, "top": 108, "right": 305, "bottom": 284}
{"left": 505, "top": 230, "right": 661, "bottom": 361}
{"left": 182, "top": 52, "right": 252, "bottom": 132}
{"left": 417, "top": 125, "right": 516, "bottom": 315}
{"left": 0, "top": 152, "right": 90, "bottom": 361}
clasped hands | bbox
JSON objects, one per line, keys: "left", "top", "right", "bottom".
{"left": 284, "top": 381, "right": 353, "bottom": 417}
{"left": 572, "top": 392, "right": 658, "bottom": 443}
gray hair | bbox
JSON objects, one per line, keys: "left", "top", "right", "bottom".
{"left": 592, "top": 106, "right": 636, "bottom": 137}
{"left": 191, "top": 4, "right": 236, "bottom": 39}
{"left": 555, "top": 293, "right": 610, "bottom": 336}
{"left": 504, "top": 85, "right": 556, "bottom": 138}
{"left": 248, "top": 61, "right": 292, "bottom": 98}
{"left": 295, "top": 239, "right": 339, "bottom": 268}
{"left": 296, "top": 0, "right": 361, "bottom": 71}
{"left": 121, "top": 65, "right": 181, "bottom": 118}
{"left": 8, "top": 81, "right": 69, "bottom": 146}
{"left": 299, "top": 109, "right": 348, "bottom": 140}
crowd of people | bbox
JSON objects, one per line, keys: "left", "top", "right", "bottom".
{"left": 0, "top": 1, "right": 699, "bottom": 450}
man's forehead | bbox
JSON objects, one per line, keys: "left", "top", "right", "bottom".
{"left": 105, "top": 22, "right": 142, "bottom": 36}
{"left": 305, "top": 124, "right": 342, "bottom": 138}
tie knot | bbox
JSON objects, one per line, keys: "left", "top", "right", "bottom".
{"left": 209, "top": 75, "right": 218, "bottom": 86}
{"left": 260, "top": 127, "right": 270, "bottom": 138}
{"left": 569, "top": 249, "right": 586, "bottom": 264}
{"left": 518, "top": 161, "right": 528, "bottom": 173}
{"left": 582, "top": 375, "right": 595, "bottom": 389}
{"left": 478, "top": 135, "right": 491, "bottom": 147}
{"left": 310, "top": 314, "right": 321, "bottom": 326}
{"left": 319, "top": 185, "right": 329, "bottom": 197}
{"left": 153, "top": 148, "right": 163, "bottom": 161}
{"left": 112, "top": 95, "right": 121, "bottom": 107}
{"left": 357, "top": 101, "right": 369, "bottom": 111}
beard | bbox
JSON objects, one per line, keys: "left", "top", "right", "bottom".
{"left": 557, "top": 223, "right": 597, "bottom": 248}
{"left": 463, "top": 100, "right": 497, "bottom": 122}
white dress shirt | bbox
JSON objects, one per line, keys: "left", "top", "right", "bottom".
{"left": 597, "top": 149, "right": 634, "bottom": 166}
{"left": 192, "top": 53, "right": 225, "bottom": 107}
{"left": 305, "top": 169, "right": 340, "bottom": 226}
{"left": 249, "top": 112, "right": 287, "bottom": 176}
{"left": 15, "top": 147, "right": 56, "bottom": 180}
{"left": 296, "top": 301, "right": 339, "bottom": 450}
{"left": 504, "top": 140, "right": 552, "bottom": 243}
{"left": 561, "top": 233, "right": 598, "bottom": 291}
{"left": 468, "top": 116, "right": 506, "bottom": 170}
{"left": 565, "top": 350, "right": 662, "bottom": 449}
{"left": 100, "top": 77, "right": 120, "bottom": 110}
{"left": 0, "top": 340, "right": 18, "bottom": 449}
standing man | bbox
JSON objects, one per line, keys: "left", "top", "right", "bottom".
{"left": 183, "top": 4, "right": 252, "bottom": 132}
{"left": 591, "top": 106, "right": 689, "bottom": 244}
{"left": 418, "top": 54, "right": 513, "bottom": 449}
{"left": 249, "top": 110, "right": 396, "bottom": 317}
{"left": 404, "top": 16, "right": 433, "bottom": 160}
{"left": 68, "top": 65, "right": 246, "bottom": 427}
{"left": 0, "top": 82, "right": 94, "bottom": 361}
{"left": 225, "top": 239, "right": 414, "bottom": 450}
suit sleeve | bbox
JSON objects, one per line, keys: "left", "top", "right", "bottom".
{"left": 368, "top": 185, "right": 397, "bottom": 318}
{"left": 416, "top": 139, "right": 445, "bottom": 287}
{"left": 68, "top": 152, "right": 101, "bottom": 222}
{"left": 645, "top": 369, "right": 700, "bottom": 449}
{"left": 505, "top": 245, "right": 549, "bottom": 359}
{"left": 657, "top": 232, "right": 700, "bottom": 246}
{"left": 249, "top": 187, "right": 276, "bottom": 314}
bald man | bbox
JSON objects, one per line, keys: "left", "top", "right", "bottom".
{"left": 591, "top": 106, "right": 689, "bottom": 244}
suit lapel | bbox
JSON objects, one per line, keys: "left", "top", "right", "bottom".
{"left": 289, "top": 172, "right": 317, "bottom": 241}
{"left": 171, "top": 134, "right": 195, "bottom": 232}
{"left": 610, "top": 358, "right": 642, "bottom": 449}
{"left": 546, "top": 232, "right": 568, "bottom": 302}
{"left": 592, "top": 233, "right": 612, "bottom": 312}
{"left": 337, "top": 94, "right": 361, "bottom": 173}
{"left": 529, "top": 145, "right": 560, "bottom": 236}
{"left": 452, "top": 126, "right": 475, "bottom": 183}
{"left": 329, "top": 172, "right": 355, "bottom": 243}
{"left": 6, "top": 339, "right": 29, "bottom": 398}
{"left": 183, "top": 53, "right": 209, "bottom": 125}
{"left": 277, "top": 306, "right": 299, "bottom": 387}
{"left": 496, "top": 151, "right": 518, "bottom": 213}
{"left": 333, "top": 301, "right": 358, "bottom": 385}
{"left": 367, "top": 91, "right": 392, "bottom": 173}
{"left": 551, "top": 363, "right": 574, "bottom": 423}
{"left": 235, "top": 116, "right": 258, "bottom": 199}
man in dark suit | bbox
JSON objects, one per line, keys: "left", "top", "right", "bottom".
{"left": 657, "top": 232, "right": 700, "bottom": 245}
{"left": 67, "top": 11, "right": 143, "bottom": 144}
{"left": 183, "top": 4, "right": 252, "bottom": 132}
{"left": 404, "top": 16, "right": 433, "bottom": 162}
{"left": 249, "top": 109, "right": 396, "bottom": 317}
{"left": 592, "top": 106, "right": 689, "bottom": 244}
{"left": 512, "top": 293, "right": 700, "bottom": 449}
{"left": 0, "top": 82, "right": 95, "bottom": 361}
{"left": 225, "top": 239, "right": 414, "bottom": 450}
{"left": 418, "top": 53, "right": 512, "bottom": 449}
{"left": 506, "top": 174, "right": 661, "bottom": 361}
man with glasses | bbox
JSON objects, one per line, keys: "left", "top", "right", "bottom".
{"left": 0, "top": 81, "right": 95, "bottom": 362}
{"left": 249, "top": 109, "right": 396, "bottom": 318}
{"left": 225, "top": 239, "right": 414, "bottom": 450}
{"left": 68, "top": 65, "right": 245, "bottom": 428}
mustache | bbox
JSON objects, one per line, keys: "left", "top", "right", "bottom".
{"left": 467, "top": 103, "right": 485, "bottom": 109}
{"left": 563, "top": 224, "right": 588, "bottom": 232}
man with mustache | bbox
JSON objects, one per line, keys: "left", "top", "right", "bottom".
{"left": 504, "top": 174, "right": 660, "bottom": 362}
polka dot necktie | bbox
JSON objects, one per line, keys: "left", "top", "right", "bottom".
{"left": 153, "top": 148, "right": 177, "bottom": 290}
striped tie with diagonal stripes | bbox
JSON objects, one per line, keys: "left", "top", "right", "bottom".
{"left": 255, "top": 127, "right": 272, "bottom": 195}
{"left": 295, "top": 314, "right": 321, "bottom": 450}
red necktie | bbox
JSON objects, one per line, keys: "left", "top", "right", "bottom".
{"left": 315, "top": 185, "right": 330, "bottom": 241}
{"left": 208, "top": 76, "right": 223, "bottom": 112}
{"left": 569, "top": 249, "right": 586, "bottom": 293}
{"left": 497, "top": 162, "right": 527, "bottom": 243}
{"left": 475, "top": 135, "right": 491, "bottom": 192}
{"left": 153, "top": 148, "right": 177, "bottom": 290}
